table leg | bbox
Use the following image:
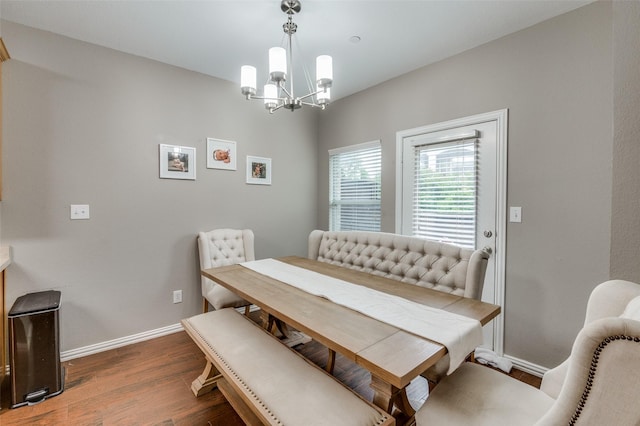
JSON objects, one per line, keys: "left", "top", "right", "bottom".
{"left": 191, "top": 360, "right": 222, "bottom": 397}
{"left": 260, "top": 310, "right": 271, "bottom": 330}
{"left": 326, "top": 349, "right": 336, "bottom": 374}
{"left": 261, "top": 311, "right": 290, "bottom": 338}
{"left": 370, "top": 374, "right": 416, "bottom": 423}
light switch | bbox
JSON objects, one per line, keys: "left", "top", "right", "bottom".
{"left": 509, "top": 206, "right": 522, "bottom": 223}
{"left": 70, "top": 204, "right": 90, "bottom": 220}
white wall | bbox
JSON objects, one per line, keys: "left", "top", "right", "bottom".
{"left": 318, "top": 2, "right": 614, "bottom": 369}
{"left": 1, "top": 22, "right": 318, "bottom": 352}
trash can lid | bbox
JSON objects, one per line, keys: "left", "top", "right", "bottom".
{"left": 9, "top": 290, "right": 61, "bottom": 316}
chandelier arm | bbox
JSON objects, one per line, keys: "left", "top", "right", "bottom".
{"left": 300, "top": 101, "right": 327, "bottom": 110}
{"left": 278, "top": 80, "right": 293, "bottom": 99}
{"left": 269, "top": 103, "right": 286, "bottom": 113}
{"left": 246, "top": 94, "right": 287, "bottom": 101}
{"left": 297, "top": 88, "right": 325, "bottom": 101}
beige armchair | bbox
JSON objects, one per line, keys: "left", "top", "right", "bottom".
{"left": 416, "top": 279, "right": 640, "bottom": 425}
{"left": 197, "top": 228, "right": 255, "bottom": 313}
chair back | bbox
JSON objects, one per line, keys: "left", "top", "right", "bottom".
{"left": 536, "top": 316, "right": 640, "bottom": 425}
{"left": 197, "top": 228, "right": 255, "bottom": 311}
{"left": 198, "top": 228, "right": 255, "bottom": 269}
{"left": 536, "top": 280, "right": 640, "bottom": 425}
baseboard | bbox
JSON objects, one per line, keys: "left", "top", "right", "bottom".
{"left": 60, "top": 306, "right": 257, "bottom": 362}
{"left": 60, "top": 323, "right": 183, "bottom": 362}
{"left": 505, "top": 354, "right": 548, "bottom": 378}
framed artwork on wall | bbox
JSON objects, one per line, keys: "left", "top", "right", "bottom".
{"left": 206, "top": 138, "right": 237, "bottom": 170}
{"left": 246, "top": 156, "right": 272, "bottom": 185}
{"left": 159, "top": 144, "right": 196, "bottom": 180}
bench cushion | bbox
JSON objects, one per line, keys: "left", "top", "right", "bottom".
{"left": 184, "top": 309, "right": 392, "bottom": 426}
{"left": 416, "top": 362, "right": 554, "bottom": 426}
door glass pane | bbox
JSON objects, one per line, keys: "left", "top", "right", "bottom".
{"left": 412, "top": 139, "right": 477, "bottom": 248}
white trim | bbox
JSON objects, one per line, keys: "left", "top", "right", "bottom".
{"left": 505, "top": 354, "right": 548, "bottom": 378}
{"left": 57, "top": 306, "right": 257, "bottom": 362}
{"left": 60, "top": 323, "right": 183, "bottom": 362}
{"left": 395, "top": 109, "right": 508, "bottom": 355}
{"left": 328, "top": 139, "right": 381, "bottom": 156}
{"left": 493, "top": 109, "right": 508, "bottom": 355}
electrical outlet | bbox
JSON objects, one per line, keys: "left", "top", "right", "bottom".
{"left": 173, "top": 290, "right": 182, "bottom": 304}
{"left": 70, "top": 204, "right": 90, "bottom": 220}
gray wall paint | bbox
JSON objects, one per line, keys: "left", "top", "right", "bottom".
{"left": 3, "top": 1, "right": 637, "bottom": 371}
{"left": 1, "top": 22, "right": 318, "bottom": 351}
{"left": 318, "top": 2, "right": 613, "bottom": 368}
{"left": 611, "top": 1, "right": 640, "bottom": 281}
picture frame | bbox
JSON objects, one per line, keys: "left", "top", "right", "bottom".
{"left": 206, "top": 138, "right": 237, "bottom": 170}
{"left": 246, "top": 156, "right": 272, "bottom": 185}
{"left": 159, "top": 144, "right": 196, "bottom": 180}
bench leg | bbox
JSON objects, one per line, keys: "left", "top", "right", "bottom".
{"left": 370, "top": 374, "right": 415, "bottom": 424}
{"left": 218, "top": 378, "right": 264, "bottom": 426}
{"left": 191, "top": 360, "right": 222, "bottom": 397}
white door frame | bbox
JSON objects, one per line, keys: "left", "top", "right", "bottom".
{"left": 395, "top": 109, "right": 508, "bottom": 355}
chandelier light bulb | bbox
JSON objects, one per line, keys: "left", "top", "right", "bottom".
{"left": 240, "top": 65, "right": 257, "bottom": 97}
{"left": 316, "top": 55, "right": 333, "bottom": 88}
{"left": 269, "top": 47, "right": 287, "bottom": 82}
{"left": 264, "top": 83, "right": 278, "bottom": 110}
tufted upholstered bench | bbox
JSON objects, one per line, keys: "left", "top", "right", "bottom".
{"left": 182, "top": 308, "right": 395, "bottom": 426}
{"left": 308, "top": 230, "right": 490, "bottom": 383}
{"left": 308, "top": 230, "right": 489, "bottom": 299}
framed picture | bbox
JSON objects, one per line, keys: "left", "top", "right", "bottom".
{"left": 159, "top": 144, "right": 196, "bottom": 180}
{"left": 246, "top": 156, "right": 272, "bottom": 185}
{"left": 206, "top": 138, "right": 237, "bottom": 170}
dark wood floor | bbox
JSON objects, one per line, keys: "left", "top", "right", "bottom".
{"left": 0, "top": 327, "right": 541, "bottom": 425}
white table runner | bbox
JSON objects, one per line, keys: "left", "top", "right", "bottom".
{"left": 242, "top": 258, "right": 482, "bottom": 374}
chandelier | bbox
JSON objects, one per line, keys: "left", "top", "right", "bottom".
{"left": 240, "top": 0, "right": 333, "bottom": 113}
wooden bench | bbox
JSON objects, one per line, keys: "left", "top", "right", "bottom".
{"left": 182, "top": 308, "right": 395, "bottom": 426}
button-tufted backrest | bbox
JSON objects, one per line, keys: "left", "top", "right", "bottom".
{"left": 308, "top": 230, "right": 489, "bottom": 299}
{"left": 198, "top": 229, "right": 255, "bottom": 310}
{"left": 199, "top": 228, "right": 255, "bottom": 269}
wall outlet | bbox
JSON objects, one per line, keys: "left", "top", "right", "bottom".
{"left": 70, "top": 204, "right": 90, "bottom": 220}
{"left": 173, "top": 290, "right": 182, "bottom": 304}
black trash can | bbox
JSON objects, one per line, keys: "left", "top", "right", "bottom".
{"left": 8, "top": 290, "right": 64, "bottom": 408}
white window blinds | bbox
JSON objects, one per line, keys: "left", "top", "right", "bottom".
{"left": 329, "top": 141, "right": 381, "bottom": 231}
{"left": 412, "top": 139, "right": 477, "bottom": 248}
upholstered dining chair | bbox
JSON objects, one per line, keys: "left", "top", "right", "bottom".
{"left": 197, "top": 228, "right": 255, "bottom": 313}
{"left": 416, "top": 279, "right": 640, "bottom": 425}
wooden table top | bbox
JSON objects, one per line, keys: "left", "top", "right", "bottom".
{"left": 202, "top": 256, "right": 501, "bottom": 389}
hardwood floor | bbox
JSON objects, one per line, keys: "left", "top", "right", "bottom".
{"left": 0, "top": 327, "right": 541, "bottom": 425}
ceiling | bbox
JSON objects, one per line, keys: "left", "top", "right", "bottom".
{"left": 1, "top": 0, "right": 593, "bottom": 101}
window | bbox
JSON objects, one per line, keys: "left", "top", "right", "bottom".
{"left": 411, "top": 139, "right": 477, "bottom": 248}
{"left": 329, "top": 141, "right": 381, "bottom": 231}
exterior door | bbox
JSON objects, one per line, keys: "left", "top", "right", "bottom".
{"left": 396, "top": 110, "right": 507, "bottom": 353}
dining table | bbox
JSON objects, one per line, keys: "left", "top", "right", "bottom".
{"left": 201, "top": 255, "right": 501, "bottom": 422}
